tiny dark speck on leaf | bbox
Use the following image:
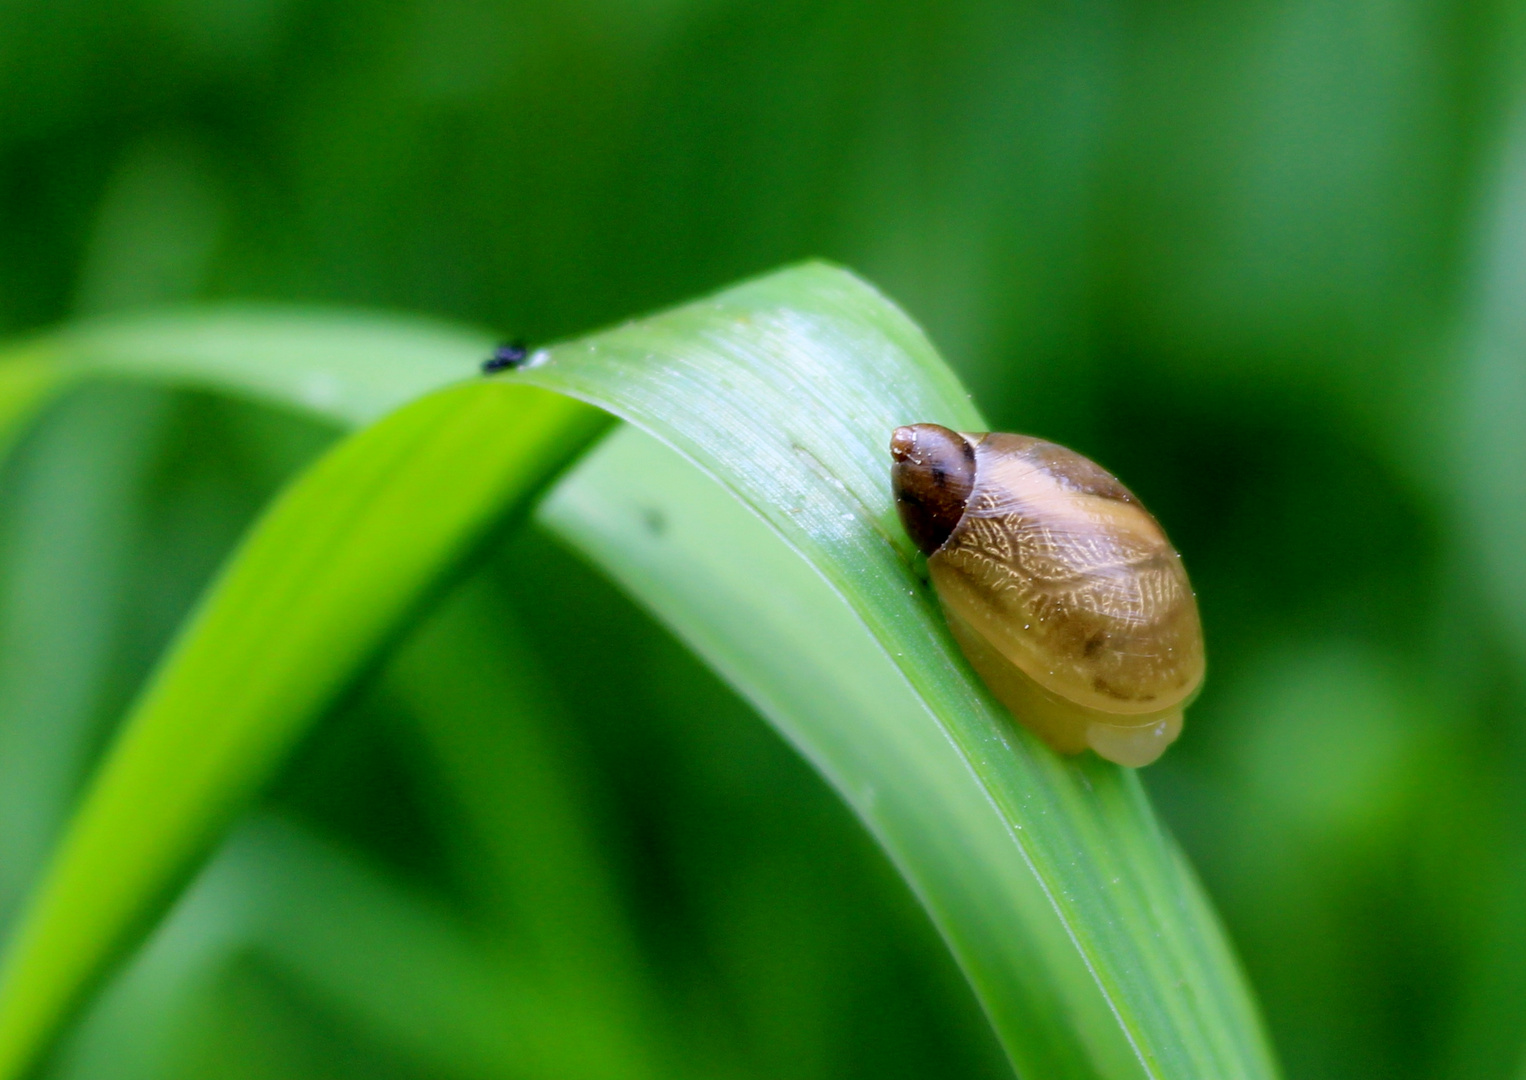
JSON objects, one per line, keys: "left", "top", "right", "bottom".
{"left": 482, "top": 340, "right": 529, "bottom": 374}
{"left": 641, "top": 507, "right": 666, "bottom": 536}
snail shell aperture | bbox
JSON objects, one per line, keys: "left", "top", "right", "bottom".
{"left": 889, "top": 423, "right": 1204, "bottom": 767}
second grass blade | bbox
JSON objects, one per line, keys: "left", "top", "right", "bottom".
{"left": 0, "top": 382, "right": 611, "bottom": 1080}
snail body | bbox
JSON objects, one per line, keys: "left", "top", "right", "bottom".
{"left": 890, "top": 423, "right": 1204, "bottom": 767}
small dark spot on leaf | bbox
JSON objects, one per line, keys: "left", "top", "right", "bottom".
{"left": 482, "top": 340, "right": 529, "bottom": 374}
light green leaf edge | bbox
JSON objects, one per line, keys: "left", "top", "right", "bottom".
{"left": 0, "top": 264, "right": 1277, "bottom": 1080}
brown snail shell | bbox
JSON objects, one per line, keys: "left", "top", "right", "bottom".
{"left": 890, "top": 423, "right": 1204, "bottom": 767}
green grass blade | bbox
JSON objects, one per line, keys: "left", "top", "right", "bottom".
{"left": 0, "top": 381, "right": 611, "bottom": 1080}
{"left": 0, "top": 306, "right": 489, "bottom": 488}
{"left": 0, "top": 307, "right": 488, "bottom": 471}
{"left": 0, "top": 263, "right": 1274, "bottom": 1079}
{"left": 517, "top": 263, "right": 1277, "bottom": 1080}
{"left": 54, "top": 307, "right": 489, "bottom": 426}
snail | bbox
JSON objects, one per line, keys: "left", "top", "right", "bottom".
{"left": 890, "top": 424, "right": 1204, "bottom": 767}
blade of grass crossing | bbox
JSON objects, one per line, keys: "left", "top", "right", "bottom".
{"left": 56, "top": 308, "right": 487, "bottom": 427}
{"left": 0, "top": 306, "right": 489, "bottom": 459}
{"left": 0, "top": 382, "right": 612, "bottom": 1080}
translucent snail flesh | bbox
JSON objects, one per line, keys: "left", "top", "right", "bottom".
{"left": 890, "top": 424, "right": 1205, "bottom": 767}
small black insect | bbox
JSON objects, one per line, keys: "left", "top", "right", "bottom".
{"left": 482, "top": 340, "right": 529, "bottom": 374}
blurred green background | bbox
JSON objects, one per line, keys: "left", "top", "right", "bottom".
{"left": 3, "top": 1, "right": 1526, "bottom": 1077}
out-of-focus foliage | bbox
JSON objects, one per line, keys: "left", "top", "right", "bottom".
{"left": 0, "top": 1, "right": 1523, "bottom": 1079}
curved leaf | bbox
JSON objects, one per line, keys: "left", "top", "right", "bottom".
{"left": 55, "top": 307, "right": 488, "bottom": 427}
{"left": 515, "top": 264, "right": 1275, "bottom": 1080}
{"left": 0, "top": 382, "right": 611, "bottom": 1079}
{"left": 0, "top": 264, "right": 1275, "bottom": 1080}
